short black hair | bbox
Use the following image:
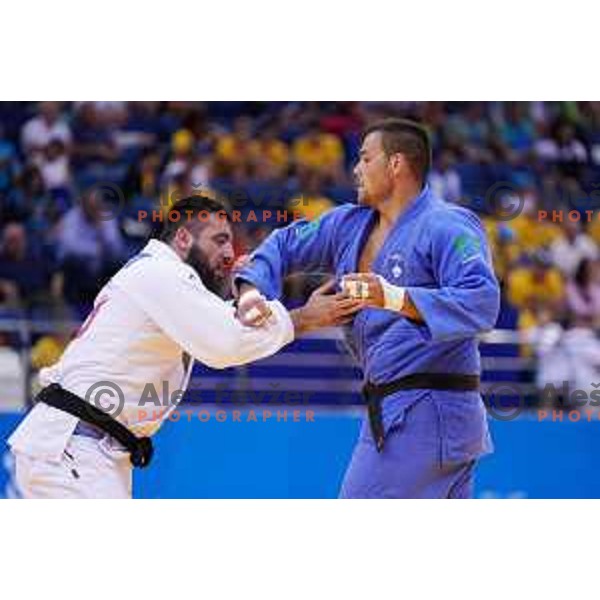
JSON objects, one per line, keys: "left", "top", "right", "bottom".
{"left": 363, "top": 118, "right": 432, "bottom": 183}
{"left": 157, "top": 195, "right": 229, "bottom": 242}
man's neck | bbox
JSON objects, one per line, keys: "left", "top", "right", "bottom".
{"left": 376, "top": 181, "right": 423, "bottom": 228}
{"left": 163, "top": 239, "right": 186, "bottom": 262}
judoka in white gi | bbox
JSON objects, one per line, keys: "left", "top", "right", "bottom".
{"left": 8, "top": 196, "right": 363, "bottom": 498}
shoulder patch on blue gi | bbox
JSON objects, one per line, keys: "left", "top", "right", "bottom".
{"left": 295, "top": 218, "right": 322, "bottom": 241}
{"left": 453, "top": 233, "right": 482, "bottom": 263}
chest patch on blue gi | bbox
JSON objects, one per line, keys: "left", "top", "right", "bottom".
{"left": 384, "top": 252, "right": 406, "bottom": 281}
{"left": 453, "top": 233, "right": 481, "bottom": 263}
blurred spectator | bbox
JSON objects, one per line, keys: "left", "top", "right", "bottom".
{"left": 85, "top": 102, "right": 128, "bottom": 130}
{"left": 5, "top": 164, "right": 62, "bottom": 234}
{"left": 215, "top": 116, "right": 254, "bottom": 174}
{"left": 587, "top": 213, "right": 600, "bottom": 248}
{"left": 530, "top": 316, "right": 600, "bottom": 408}
{"left": 445, "top": 102, "right": 491, "bottom": 147}
{"left": 565, "top": 258, "right": 600, "bottom": 327}
{"left": 113, "top": 101, "right": 159, "bottom": 152}
{"left": 163, "top": 129, "right": 196, "bottom": 181}
{"left": 37, "top": 138, "right": 72, "bottom": 192}
{"left": 320, "top": 102, "right": 364, "bottom": 138}
{"left": 429, "top": 149, "right": 462, "bottom": 203}
{"left": 525, "top": 310, "right": 567, "bottom": 402}
{"left": 497, "top": 102, "right": 535, "bottom": 154}
{"left": 510, "top": 187, "right": 562, "bottom": 254}
{"left": 0, "top": 341, "right": 26, "bottom": 410}
{"left": 535, "top": 121, "right": 588, "bottom": 178}
{"left": 292, "top": 122, "right": 344, "bottom": 180}
{"left": 0, "top": 124, "right": 20, "bottom": 196}
{"left": 0, "top": 222, "right": 55, "bottom": 309}
{"left": 30, "top": 334, "right": 68, "bottom": 371}
{"left": 29, "top": 305, "right": 74, "bottom": 372}
{"left": 560, "top": 324, "right": 600, "bottom": 403}
{"left": 162, "top": 129, "right": 212, "bottom": 207}
{"left": 550, "top": 219, "right": 598, "bottom": 277}
{"left": 507, "top": 250, "right": 565, "bottom": 330}
{"left": 20, "top": 102, "right": 72, "bottom": 156}
{"left": 581, "top": 101, "right": 600, "bottom": 165}
{"left": 163, "top": 171, "right": 202, "bottom": 216}
{"left": 55, "top": 190, "right": 126, "bottom": 314}
{"left": 483, "top": 221, "right": 521, "bottom": 284}
{"left": 72, "top": 103, "right": 118, "bottom": 166}
{"left": 123, "top": 147, "right": 163, "bottom": 200}
{"left": 288, "top": 171, "right": 335, "bottom": 222}
{"left": 248, "top": 125, "right": 290, "bottom": 178}
{"left": 556, "top": 122, "right": 588, "bottom": 168}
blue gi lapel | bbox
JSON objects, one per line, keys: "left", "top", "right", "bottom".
{"left": 351, "top": 185, "right": 433, "bottom": 275}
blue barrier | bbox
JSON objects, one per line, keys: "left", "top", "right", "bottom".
{"left": 0, "top": 413, "right": 22, "bottom": 499}
{"left": 2, "top": 410, "right": 600, "bottom": 498}
{"left": 476, "top": 417, "right": 600, "bottom": 498}
{"left": 135, "top": 410, "right": 360, "bottom": 499}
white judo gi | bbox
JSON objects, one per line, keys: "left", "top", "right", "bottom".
{"left": 8, "top": 239, "right": 294, "bottom": 498}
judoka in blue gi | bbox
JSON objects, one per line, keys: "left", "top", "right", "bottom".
{"left": 236, "top": 119, "right": 501, "bottom": 498}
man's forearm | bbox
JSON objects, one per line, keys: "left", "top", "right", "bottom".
{"left": 289, "top": 306, "right": 312, "bottom": 337}
{"left": 400, "top": 293, "right": 424, "bottom": 323}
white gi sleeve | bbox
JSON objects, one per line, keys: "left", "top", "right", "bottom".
{"left": 113, "top": 257, "right": 294, "bottom": 369}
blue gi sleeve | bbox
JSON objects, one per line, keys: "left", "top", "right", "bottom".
{"left": 235, "top": 205, "right": 353, "bottom": 300}
{"left": 406, "top": 207, "right": 500, "bottom": 341}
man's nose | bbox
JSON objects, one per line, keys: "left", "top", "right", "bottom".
{"left": 222, "top": 244, "right": 235, "bottom": 265}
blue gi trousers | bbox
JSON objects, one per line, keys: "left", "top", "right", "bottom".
{"left": 339, "top": 389, "right": 491, "bottom": 499}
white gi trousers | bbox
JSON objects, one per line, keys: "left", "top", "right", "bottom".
{"left": 13, "top": 434, "right": 132, "bottom": 499}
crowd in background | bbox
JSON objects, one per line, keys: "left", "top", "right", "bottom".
{"left": 1, "top": 101, "right": 600, "bottom": 382}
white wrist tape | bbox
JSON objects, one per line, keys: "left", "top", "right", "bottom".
{"left": 376, "top": 275, "right": 406, "bottom": 312}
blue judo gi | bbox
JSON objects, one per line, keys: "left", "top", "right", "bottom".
{"left": 236, "top": 185, "right": 501, "bottom": 498}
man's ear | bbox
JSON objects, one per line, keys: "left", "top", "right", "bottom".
{"left": 388, "top": 153, "right": 405, "bottom": 177}
{"left": 173, "top": 227, "right": 193, "bottom": 257}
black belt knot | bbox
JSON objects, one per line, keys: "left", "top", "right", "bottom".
{"left": 362, "top": 372, "right": 480, "bottom": 453}
{"left": 36, "top": 383, "right": 154, "bottom": 468}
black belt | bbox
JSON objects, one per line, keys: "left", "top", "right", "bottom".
{"left": 36, "top": 383, "right": 154, "bottom": 468}
{"left": 362, "top": 373, "right": 480, "bottom": 453}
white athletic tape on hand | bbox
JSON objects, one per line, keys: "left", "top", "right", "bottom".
{"left": 376, "top": 275, "right": 406, "bottom": 312}
{"left": 360, "top": 281, "right": 370, "bottom": 299}
{"left": 239, "top": 289, "right": 263, "bottom": 306}
{"left": 244, "top": 306, "right": 263, "bottom": 322}
{"left": 342, "top": 279, "right": 358, "bottom": 298}
{"left": 239, "top": 289, "right": 273, "bottom": 324}
{"left": 342, "top": 278, "right": 370, "bottom": 299}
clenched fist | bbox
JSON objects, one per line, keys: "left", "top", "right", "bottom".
{"left": 341, "top": 273, "right": 385, "bottom": 307}
{"left": 236, "top": 287, "right": 273, "bottom": 327}
{"left": 290, "top": 279, "right": 367, "bottom": 334}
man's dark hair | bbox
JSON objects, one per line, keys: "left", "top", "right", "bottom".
{"left": 363, "top": 118, "right": 432, "bottom": 183}
{"left": 157, "top": 195, "right": 229, "bottom": 242}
